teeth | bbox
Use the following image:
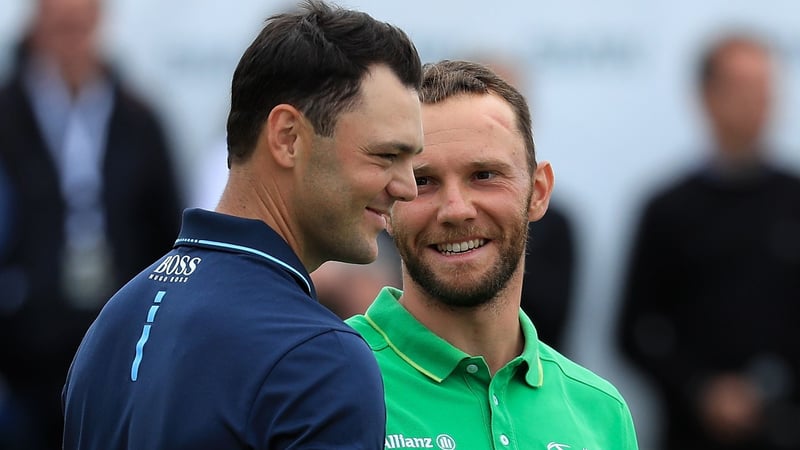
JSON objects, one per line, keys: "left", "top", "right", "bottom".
{"left": 436, "top": 239, "right": 485, "bottom": 255}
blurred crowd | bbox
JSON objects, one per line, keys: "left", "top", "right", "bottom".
{"left": 0, "top": 0, "right": 182, "bottom": 448}
{"left": 1, "top": 1, "right": 799, "bottom": 449}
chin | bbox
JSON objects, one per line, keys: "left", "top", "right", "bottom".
{"left": 338, "top": 241, "right": 378, "bottom": 265}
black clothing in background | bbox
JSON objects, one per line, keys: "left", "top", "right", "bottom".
{"left": 617, "top": 163, "right": 800, "bottom": 450}
{"left": 0, "top": 51, "right": 183, "bottom": 449}
{"left": 522, "top": 204, "right": 576, "bottom": 350}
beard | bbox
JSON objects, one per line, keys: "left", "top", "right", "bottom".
{"left": 393, "top": 203, "right": 531, "bottom": 309}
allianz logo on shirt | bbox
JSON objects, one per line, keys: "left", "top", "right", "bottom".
{"left": 148, "top": 254, "right": 202, "bottom": 283}
{"left": 384, "top": 435, "right": 588, "bottom": 450}
{"left": 385, "top": 433, "right": 456, "bottom": 449}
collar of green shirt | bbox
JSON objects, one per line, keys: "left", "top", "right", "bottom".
{"left": 362, "top": 287, "right": 543, "bottom": 387}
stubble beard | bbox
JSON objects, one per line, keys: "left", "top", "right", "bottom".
{"left": 301, "top": 136, "right": 378, "bottom": 266}
{"left": 394, "top": 210, "right": 530, "bottom": 310}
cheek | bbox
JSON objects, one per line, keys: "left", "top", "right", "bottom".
{"left": 387, "top": 210, "right": 406, "bottom": 233}
{"left": 388, "top": 208, "right": 420, "bottom": 236}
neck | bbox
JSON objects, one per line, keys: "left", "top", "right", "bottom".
{"left": 217, "top": 163, "right": 316, "bottom": 271}
{"left": 714, "top": 132, "right": 762, "bottom": 164}
{"left": 36, "top": 49, "right": 102, "bottom": 99}
{"left": 399, "top": 272, "right": 525, "bottom": 375}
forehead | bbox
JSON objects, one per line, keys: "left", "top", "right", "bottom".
{"left": 717, "top": 44, "right": 771, "bottom": 78}
{"left": 40, "top": 0, "right": 99, "bottom": 21}
{"left": 419, "top": 93, "right": 526, "bottom": 166}
{"left": 334, "top": 64, "right": 423, "bottom": 149}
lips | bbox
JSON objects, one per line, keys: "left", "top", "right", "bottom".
{"left": 366, "top": 206, "right": 390, "bottom": 217}
{"left": 365, "top": 207, "right": 389, "bottom": 229}
{"left": 435, "top": 238, "right": 486, "bottom": 255}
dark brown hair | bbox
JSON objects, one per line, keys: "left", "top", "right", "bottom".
{"left": 226, "top": 0, "right": 422, "bottom": 164}
{"left": 420, "top": 59, "right": 536, "bottom": 173}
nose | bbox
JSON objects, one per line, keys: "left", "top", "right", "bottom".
{"left": 437, "top": 181, "right": 476, "bottom": 224}
{"left": 386, "top": 158, "right": 418, "bottom": 202}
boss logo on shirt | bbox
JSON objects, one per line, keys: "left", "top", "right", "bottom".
{"left": 385, "top": 433, "right": 456, "bottom": 449}
{"left": 148, "top": 254, "right": 202, "bottom": 283}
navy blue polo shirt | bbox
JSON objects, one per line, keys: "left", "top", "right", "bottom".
{"left": 63, "top": 209, "right": 386, "bottom": 449}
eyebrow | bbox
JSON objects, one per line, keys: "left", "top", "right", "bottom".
{"left": 371, "top": 141, "right": 423, "bottom": 156}
{"left": 414, "top": 159, "right": 515, "bottom": 173}
{"left": 468, "top": 160, "right": 515, "bottom": 172}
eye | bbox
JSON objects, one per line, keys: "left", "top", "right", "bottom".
{"left": 415, "top": 176, "right": 430, "bottom": 186}
{"left": 475, "top": 171, "right": 495, "bottom": 181}
{"left": 377, "top": 153, "right": 399, "bottom": 162}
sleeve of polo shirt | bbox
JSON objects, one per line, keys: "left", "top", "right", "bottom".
{"left": 248, "top": 329, "right": 386, "bottom": 449}
{"left": 618, "top": 400, "right": 639, "bottom": 449}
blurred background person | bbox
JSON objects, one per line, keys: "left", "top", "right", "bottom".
{"left": 0, "top": 0, "right": 183, "bottom": 448}
{"left": 0, "top": 162, "right": 12, "bottom": 260}
{"left": 617, "top": 32, "right": 800, "bottom": 450}
{"left": 521, "top": 203, "right": 576, "bottom": 348}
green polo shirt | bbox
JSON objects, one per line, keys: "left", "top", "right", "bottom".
{"left": 347, "top": 287, "right": 638, "bottom": 450}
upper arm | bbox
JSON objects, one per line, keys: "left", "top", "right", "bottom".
{"left": 248, "top": 330, "right": 386, "bottom": 450}
{"left": 618, "top": 399, "right": 639, "bottom": 450}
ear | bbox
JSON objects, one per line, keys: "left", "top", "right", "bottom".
{"left": 528, "top": 161, "right": 555, "bottom": 222}
{"left": 260, "top": 104, "right": 311, "bottom": 169}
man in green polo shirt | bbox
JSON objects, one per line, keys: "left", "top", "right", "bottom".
{"left": 347, "top": 60, "right": 638, "bottom": 450}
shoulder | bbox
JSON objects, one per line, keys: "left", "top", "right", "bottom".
{"left": 768, "top": 165, "right": 800, "bottom": 187}
{"left": 109, "top": 83, "right": 167, "bottom": 135}
{"left": 0, "top": 76, "right": 23, "bottom": 107}
{"left": 249, "top": 329, "right": 386, "bottom": 448}
{"left": 346, "top": 314, "right": 389, "bottom": 352}
{"left": 538, "top": 342, "right": 628, "bottom": 407}
{"left": 346, "top": 314, "right": 377, "bottom": 339}
{"left": 647, "top": 170, "right": 702, "bottom": 207}
{"left": 280, "top": 328, "right": 377, "bottom": 371}
{"left": 629, "top": 171, "right": 704, "bottom": 232}
{"left": 0, "top": 77, "right": 32, "bottom": 131}
{"left": 119, "top": 251, "right": 363, "bottom": 359}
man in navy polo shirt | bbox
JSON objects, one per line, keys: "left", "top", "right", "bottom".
{"left": 62, "top": 1, "right": 424, "bottom": 448}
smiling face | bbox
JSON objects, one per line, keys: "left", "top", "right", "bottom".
{"left": 391, "top": 93, "right": 546, "bottom": 308}
{"left": 295, "top": 64, "right": 423, "bottom": 266}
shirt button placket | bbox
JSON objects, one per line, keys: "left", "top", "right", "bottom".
{"left": 490, "top": 367, "right": 514, "bottom": 450}
{"left": 500, "top": 434, "right": 510, "bottom": 446}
